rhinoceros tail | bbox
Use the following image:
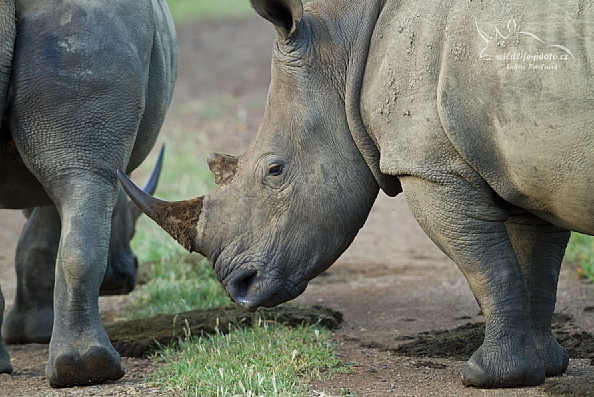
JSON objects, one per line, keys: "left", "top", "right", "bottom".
{"left": 0, "top": 0, "right": 15, "bottom": 115}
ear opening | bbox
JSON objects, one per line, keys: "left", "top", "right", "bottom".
{"left": 250, "top": 0, "right": 303, "bottom": 39}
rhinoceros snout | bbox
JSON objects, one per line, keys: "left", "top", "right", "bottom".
{"left": 225, "top": 267, "right": 308, "bottom": 312}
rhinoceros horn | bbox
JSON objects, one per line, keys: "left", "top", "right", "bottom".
{"left": 117, "top": 158, "right": 203, "bottom": 254}
{"left": 207, "top": 152, "right": 239, "bottom": 188}
{"left": 128, "top": 144, "right": 166, "bottom": 221}
{"left": 142, "top": 145, "right": 165, "bottom": 196}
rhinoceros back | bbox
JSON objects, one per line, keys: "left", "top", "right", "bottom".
{"left": 363, "top": 0, "right": 594, "bottom": 233}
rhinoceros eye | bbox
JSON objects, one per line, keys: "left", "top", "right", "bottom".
{"left": 268, "top": 163, "right": 284, "bottom": 176}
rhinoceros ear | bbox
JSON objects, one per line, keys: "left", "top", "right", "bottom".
{"left": 207, "top": 152, "right": 239, "bottom": 188}
{"left": 249, "top": 0, "right": 303, "bottom": 39}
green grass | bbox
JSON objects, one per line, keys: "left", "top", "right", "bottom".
{"left": 166, "top": 0, "right": 256, "bottom": 21}
{"left": 124, "top": 256, "right": 232, "bottom": 320}
{"left": 149, "top": 321, "right": 351, "bottom": 396}
{"left": 565, "top": 232, "right": 594, "bottom": 281}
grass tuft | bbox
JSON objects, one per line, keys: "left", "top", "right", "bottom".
{"left": 149, "top": 321, "right": 351, "bottom": 396}
{"left": 125, "top": 256, "right": 231, "bottom": 320}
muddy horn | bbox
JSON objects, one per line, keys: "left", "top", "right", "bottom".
{"left": 128, "top": 145, "right": 166, "bottom": 221}
{"left": 117, "top": 169, "right": 204, "bottom": 254}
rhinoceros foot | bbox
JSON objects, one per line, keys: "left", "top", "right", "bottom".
{"left": 46, "top": 339, "right": 124, "bottom": 387}
{"left": 462, "top": 344, "right": 545, "bottom": 388}
{"left": 535, "top": 333, "right": 569, "bottom": 377}
{"left": 3, "top": 307, "right": 53, "bottom": 344}
{"left": 0, "top": 340, "right": 13, "bottom": 374}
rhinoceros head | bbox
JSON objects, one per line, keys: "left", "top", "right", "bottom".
{"left": 119, "top": 0, "right": 391, "bottom": 311}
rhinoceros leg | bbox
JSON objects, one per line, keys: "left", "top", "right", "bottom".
{"left": 44, "top": 178, "right": 125, "bottom": 387}
{"left": 505, "top": 212, "right": 570, "bottom": 376}
{"left": 10, "top": 112, "right": 128, "bottom": 387}
{"left": 400, "top": 174, "right": 546, "bottom": 388}
{"left": 0, "top": 287, "right": 13, "bottom": 374}
{"left": 3, "top": 206, "right": 58, "bottom": 344}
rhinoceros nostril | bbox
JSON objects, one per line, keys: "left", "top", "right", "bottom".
{"left": 228, "top": 270, "right": 258, "bottom": 312}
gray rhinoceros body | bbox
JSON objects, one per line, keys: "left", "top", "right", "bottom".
{"left": 366, "top": 0, "right": 594, "bottom": 234}
{"left": 120, "top": 0, "right": 592, "bottom": 389}
{"left": 0, "top": 0, "right": 176, "bottom": 387}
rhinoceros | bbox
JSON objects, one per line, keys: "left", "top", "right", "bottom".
{"left": 0, "top": 0, "right": 176, "bottom": 388}
{"left": 119, "top": 0, "right": 593, "bottom": 389}
{"left": 2, "top": 147, "right": 163, "bottom": 346}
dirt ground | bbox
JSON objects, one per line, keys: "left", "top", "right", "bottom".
{"left": 1, "top": 14, "right": 594, "bottom": 397}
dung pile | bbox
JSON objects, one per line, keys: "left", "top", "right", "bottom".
{"left": 391, "top": 313, "right": 594, "bottom": 362}
{"left": 105, "top": 304, "right": 343, "bottom": 358}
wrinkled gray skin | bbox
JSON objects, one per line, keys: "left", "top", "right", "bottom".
{"left": 0, "top": 0, "right": 177, "bottom": 388}
{"left": 120, "top": 0, "right": 594, "bottom": 389}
